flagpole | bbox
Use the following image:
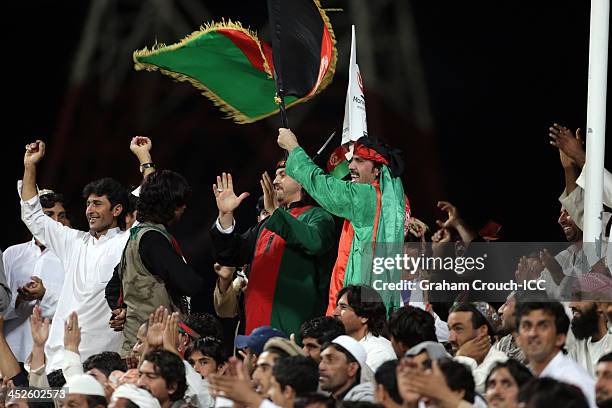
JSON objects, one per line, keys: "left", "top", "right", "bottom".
{"left": 584, "top": 0, "right": 609, "bottom": 263}
{"left": 273, "top": 64, "right": 289, "bottom": 128}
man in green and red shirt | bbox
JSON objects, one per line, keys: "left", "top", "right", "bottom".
{"left": 210, "top": 162, "right": 336, "bottom": 337}
{"left": 277, "top": 128, "right": 409, "bottom": 315}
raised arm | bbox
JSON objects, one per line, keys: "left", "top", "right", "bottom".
{"left": 130, "top": 136, "right": 156, "bottom": 180}
{"left": 22, "top": 140, "right": 45, "bottom": 201}
{"left": 20, "top": 141, "right": 81, "bottom": 261}
{"left": 277, "top": 128, "right": 377, "bottom": 226}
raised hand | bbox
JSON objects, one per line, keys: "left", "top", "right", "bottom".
{"left": 436, "top": 201, "right": 461, "bottom": 230}
{"left": 213, "top": 173, "right": 250, "bottom": 225}
{"left": 549, "top": 123, "right": 585, "bottom": 168}
{"left": 24, "top": 140, "right": 46, "bottom": 167}
{"left": 146, "top": 306, "right": 169, "bottom": 349}
{"left": 30, "top": 306, "right": 50, "bottom": 347}
{"left": 63, "top": 312, "right": 81, "bottom": 353}
{"left": 456, "top": 334, "right": 490, "bottom": 363}
{"left": 163, "top": 312, "right": 180, "bottom": 355}
{"left": 260, "top": 171, "right": 278, "bottom": 215}
{"left": 130, "top": 136, "right": 153, "bottom": 162}
{"left": 277, "top": 128, "right": 299, "bottom": 152}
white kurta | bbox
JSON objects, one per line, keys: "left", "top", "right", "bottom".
{"left": 2, "top": 240, "right": 64, "bottom": 362}
{"left": 19, "top": 185, "right": 129, "bottom": 372}
{"left": 539, "top": 350, "right": 597, "bottom": 408}
{"left": 358, "top": 331, "right": 397, "bottom": 372}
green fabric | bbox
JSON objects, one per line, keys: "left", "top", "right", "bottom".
{"left": 264, "top": 206, "right": 336, "bottom": 339}
{"left": 135, "top": 30, "right": 296, "bottom": 122}
{"left": 286, "top": 147, "right": 405, "bottom": 312}
{"left": 330, "top": 159, "right": 350, "bottom": 179}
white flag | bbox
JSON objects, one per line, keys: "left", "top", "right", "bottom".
{"left": 341, "top": 25, "right": 368, "bottom": 145}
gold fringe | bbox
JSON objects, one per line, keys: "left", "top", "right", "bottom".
{"left": 132, "top": 2, "right": 339, "bottom": 124}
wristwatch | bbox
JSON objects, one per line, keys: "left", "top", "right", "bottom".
{"left": 139, "top": 162, "right": 155, "bottom": 174}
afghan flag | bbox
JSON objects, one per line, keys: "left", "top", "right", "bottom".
{"left": 267, "top": 0, "right": 336, "bottom": 99}
{"left": 133, "top": 3, "right": 336, "bottom": 124}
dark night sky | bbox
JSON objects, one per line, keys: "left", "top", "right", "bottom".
{"left": 1, "top": 1, "right": 610, "bottom": 312}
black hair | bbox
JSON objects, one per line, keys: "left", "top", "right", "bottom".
{"left": 47, "top": 369, "right": 66, "bottom": 387}
{"left": 518, "top": 377, "right": 588, "bottom": 408}
{"left": 374, "top": 360, "right": 402, "bottom": 404}
{"left": 39, "top": 192, "right": 65, "bottom": 209}
{"left": 337, "top": 285, "right": 388, "bottom": 336}
{"left": 300, "top": 316, "right": 346, "bottom": 345}
{"left": 340, "top": 402, "right": 384, "bottom": 408}
{"left": 485, "top": 359, "right": 533, "bottom": 391}
{"left": 256, "top": 195, "right": 265, "bottom": 215}
{"left": 85, "top": 394, "right": 108, "bottom": 408}
{"left": 125, "top": 191, "right": 139, "bottom": 214}
{"left": 437, "top": 359, "right": 476, "bottom": 404}
{"left": 449, "top": 303, "right": 494, "bottom": 340}
{"left": 143, "top": 350, "right": 187, "bottom": 401}
{"left": 184, "top": 336, "right": 228, "bottom": 366}
{"left": 82, "top": 351, "right": 127, "bottom": 378}
{"left": 515, "top": 301, "right": 570, "bottom": 336}
{"left": 388, "top": 306, "right": 437, "bottom": 350}
{"left": 273, "top": 356, "right": 319, "bottom": 396}
{"left": 82, "top": 178, "right": 129, "bottom": 229}
{"left": 137, "top": 170, "right": 192, "bottom": 225}
{"left": 183, "top": 312, "right": 224, "bottom": 341}
{"left": 599, "top": 351, "right": 612, "bottom": 363}
{"left": 321, "top": 343, "right": 361, "bottom": 385}
{"left": 294, "top": 393, "right": 338, "bottom": 408}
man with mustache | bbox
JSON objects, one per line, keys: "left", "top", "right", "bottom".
{"left": 277, "top": 128, "right": 409, "bottom": 314}
{"left": 516, "top": 301, "right": 597, "bottom": 407}
{"left": 595, "top": 352, "right": 612, "bottom": 408}
{"left": 568, "top": 302, "right": 612, "bottom": 376}
{"left": 19, "top": 140, "right": 130, "bottom": 372}
{"left": 210, "top": 161, "right": 336, "bottom": 337}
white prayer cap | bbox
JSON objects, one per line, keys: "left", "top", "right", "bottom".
{"left": 66, "top": 374, "right": 106, "bottom": 397}
{"left": 331, "top": 335, "right": 366, "bottom": 368}
{"left": 111, "top": 384, "right": 161, "bottom": 408}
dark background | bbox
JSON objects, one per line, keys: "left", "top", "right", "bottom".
{"left": 2, "top": 1, "right": 610, "bottom": 313}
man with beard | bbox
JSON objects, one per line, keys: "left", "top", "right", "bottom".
{"left": 516, "top": 301, "right": 596, "bottom": 407}
{"left": 568, "top": 302, "right": 612, "bottom": 376}
{"left": 211, "top": 162, "right": 335, "bottom": 337}
{"left": 596, "top": 352, "right": 612, "bottom": 408}
{"left": 277, "top": 128, "right": 409, "bottom": 314}
{"left": 493, "top": 291, "right": 526, "bottom": 364}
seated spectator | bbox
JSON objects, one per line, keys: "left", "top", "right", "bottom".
{"left": 235, "top": 326, "right": 288, "bottom": 375}
{"left": 300, "top": 317, "right": 346, "bottom": 362}
{"left": 185, "top": 337, "right": 228, "bottom": 380}
{"left": 519, "top": 377, "right": 588, "bottom": 408}
{"left": 267, "top": 356, "right": 320, "bottom": 408}
{"left": 110, "top": 383, "right": 161, "bottom": 408}
{"left": 387, "top": 306, "right": 437, "bottom": 357}
{"left": 516, "top": 301, "right": 596, "bottom": 407}
{"left": 396, "top": 358, "right": 477, "bottom": 408}
{"left": 373, "top": 360, "right": 402, "bottom": 408}
{"left": 333, "top": 285, "right": 396, "bottom": 371}
{"left": 494, "top": 291, "right": 526, "bottom": 364}
{"left": 568, "top": 301, "right": 612, "bottom": 376}
{"left": 448, "top": 303, "right": 508, "bottom": 393}
{"left": 137, "top": 350, "right": 188, "bottom": 408}
{"left": 595, "top": 352, "right": 612, "bottom": 408}
{"left": 253, "top": 337, "right": 306, "bottom": 396}
{"left": 484, "top": 359, "right": 533, "bottom": 408}
{"left": 64, "top": 374, "right": 108, "bottom": 408}
{"left": 319, "top": 335, "right": 374, "bottom": 402}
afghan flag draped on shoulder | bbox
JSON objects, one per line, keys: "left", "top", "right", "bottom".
{"left": 133, "top": 0, "right": 336, "bottom": 124}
